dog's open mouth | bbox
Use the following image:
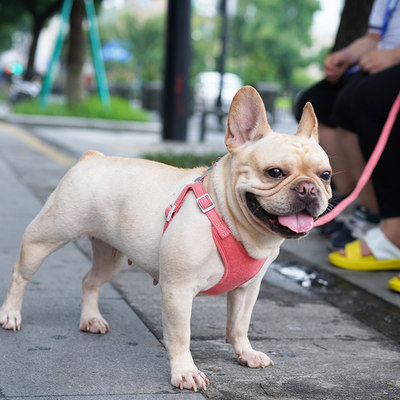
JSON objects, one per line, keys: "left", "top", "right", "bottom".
{"left": 245, "top": 192, "right": 314, "bottom": 238}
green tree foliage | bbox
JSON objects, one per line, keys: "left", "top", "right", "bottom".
{"left": 191, "top": 12, "right": 220, "bottom": 79}
{"left": 100, "top": 1, "right": 319, "bottom": 89}
{"left": 99, "top": 8, "right": 220, "bottom": 85}
{"left": 0, "top": 0, "right": 65, "bottom": 79}
{"left": 0, "top": 0, "right": 104, "bottom": 82}
{"left": 229, "top": 0, "right": 319, "bottom": 87}
{"left": 0, "top": 1, "right": 30, "bottom": 52}
{"left": 99, "top": 11, "right": 165, "bottom": 82}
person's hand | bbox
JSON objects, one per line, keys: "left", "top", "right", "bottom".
{"left": 359, "top": 48, "right": 400, "bottom": 74}
{"left": 324, "top": 49, "right": 356, "bottom": 83}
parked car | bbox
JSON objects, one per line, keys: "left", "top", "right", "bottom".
{"left": 194, "top": 71, "right": 243, "bottom": 113}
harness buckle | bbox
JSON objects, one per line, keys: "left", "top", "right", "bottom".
{"left": 165, "top": 204, "right": 176, "bottom": 222}
{"left": 197, "top": 193, "right": 215, "bottom": 213}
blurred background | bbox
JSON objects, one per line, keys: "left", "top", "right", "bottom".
{"left": 0, "top": 0, "right": 373, "bottom": 140}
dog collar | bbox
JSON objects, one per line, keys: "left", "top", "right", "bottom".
{"left": 163, "top": 174, "right": 267, "bottom": 295}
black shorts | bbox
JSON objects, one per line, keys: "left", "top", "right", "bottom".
{"left": 295, "top": 72, "right": 370, "bottom": 131}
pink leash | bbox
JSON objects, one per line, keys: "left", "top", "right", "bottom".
{"left": 314, "top": 90, "right": 400, "bottom": 227}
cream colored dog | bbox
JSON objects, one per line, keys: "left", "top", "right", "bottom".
{"left": 0, "top": 86, "right": 331, "bottom": 391}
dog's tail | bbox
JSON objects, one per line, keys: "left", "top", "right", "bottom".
{"left": 79, "top": 150, "right": 104, "bottom": 161}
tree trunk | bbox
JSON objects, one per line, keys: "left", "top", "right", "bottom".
{"left": 24, "top": 0, "right": 63, "bottom": 80}
{"left": 66, "top": 0, "right": 86, "bottom": 107}
{"left": 332, "top": 0, "right": 374, "bottom": 52}
{"left": 25, "top": 19, "right": 43, "bottom": 80}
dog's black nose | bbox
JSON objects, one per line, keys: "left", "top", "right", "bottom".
{"left": 295, "top": 181, "right": 317, "bottom": 204}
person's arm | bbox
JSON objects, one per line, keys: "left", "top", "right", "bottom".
{"left": 359, "top": 46, "right": 400, "bottom": 74}
{"left": 324, "top": 32, "right": 380, "bottom": 83}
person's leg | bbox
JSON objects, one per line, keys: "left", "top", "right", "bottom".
{"left": 337, "top": 127, "right": 379, "bottom": 213}
{"left": 317, "top": 73, "right": 369, "bottom": 198}
{"left": 318, "top": 123, "right": 355, "bottom": 195}
{"left": 321, "top": 73, "right": 382, "bottom": 247}
{"left": 322, "top": 124, "right": 379, "bottom": 206}
{"left": 295, "top": 78, "right": 362, "bottom": 197}
{"left": 355, "top": 65, "right": 400, "bottom": 221}
{"left": 331, "top": 66, "right": 400, "bottom": 268}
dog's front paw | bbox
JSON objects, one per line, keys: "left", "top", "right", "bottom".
{"left": 171, "top": 368, "right": 210, "bottom": 392}
{"left": 238, "top": 349, "right": 274, "bottom": 368}
{"left": 80, "top": 316, "right": 110, "bottom": 334}
{"left": 0, "top": 308, "right": 22, "bottom": 331}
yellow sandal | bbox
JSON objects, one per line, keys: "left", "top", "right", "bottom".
{"left": 329, "top": 239, "right": 400, "bottom": 271}
{"left": 388, "top": 277, "right": 400, "bottom": 293}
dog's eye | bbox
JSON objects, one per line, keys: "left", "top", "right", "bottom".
{"left": 266, "top": 168, "right": 284, "bottom": 179}
{"left": 320, "top": 171, "right": 331, "bottom": 182}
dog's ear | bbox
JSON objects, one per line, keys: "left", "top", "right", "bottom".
{"left": 295, "top": 102, "right": 318, "bottom": 141}
{"left": 225, "top": 86, "right": 272, "bottom": 152}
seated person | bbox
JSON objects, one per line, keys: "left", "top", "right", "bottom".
{"left": 327, "top": 64, "right": 400, "bottom": 293}
{"left": 295, "top": 0, "right": 400, "bottom": 250}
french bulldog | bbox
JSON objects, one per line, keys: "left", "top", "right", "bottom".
{"left": 0, "top": 86, "right": 332, "bottom": 391}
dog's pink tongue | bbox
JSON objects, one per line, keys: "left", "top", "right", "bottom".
{"left": 278, "top": 212, "right": 314, "bottom": 233}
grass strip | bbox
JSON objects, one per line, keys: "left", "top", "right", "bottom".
{"left": 13, "top": 96, "right": 150, "bottom": 122}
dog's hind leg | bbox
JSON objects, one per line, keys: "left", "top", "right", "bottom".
{"left": 0, "top": 180, "right": 91, "bottom": 331}
{"left": 0, "top": 224, "right": 70, "bottom": 331}
{"left": 79, "top": 237, "right": 125, "bottom": 334}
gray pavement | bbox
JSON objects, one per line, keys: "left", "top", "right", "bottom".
{"left": 0, "top": 112, "right": 400, "bottom": 399}
{"left": 0, "top": 131, "right": 201, "bottom": 399}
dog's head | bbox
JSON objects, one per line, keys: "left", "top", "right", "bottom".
{"left": 224, "top": 86, "right": 332, "bottom": 240}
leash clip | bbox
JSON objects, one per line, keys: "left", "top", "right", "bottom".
{"left": 195, "top": 160, "right": 218, "bottom": 182}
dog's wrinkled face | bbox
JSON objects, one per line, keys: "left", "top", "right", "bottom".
{"left": 225, "top": 86, "right": 332, "bottom": 239}
{"left": 236, "top": 133, "right": 332, "bottom": 239}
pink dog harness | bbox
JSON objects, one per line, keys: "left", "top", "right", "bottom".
{"left": 163, "top": 177, "right": 267, "bottom": 295}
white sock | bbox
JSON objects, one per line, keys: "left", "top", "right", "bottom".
{"left": 364, "top": 227, "right": 400, "bottom": 260}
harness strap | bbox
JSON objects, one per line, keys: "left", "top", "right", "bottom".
{"left": 164, "top": 180, "right": 231, "bottom": 238}
{"left": 163, "top": 177, "right": 268, "bottom": 295}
